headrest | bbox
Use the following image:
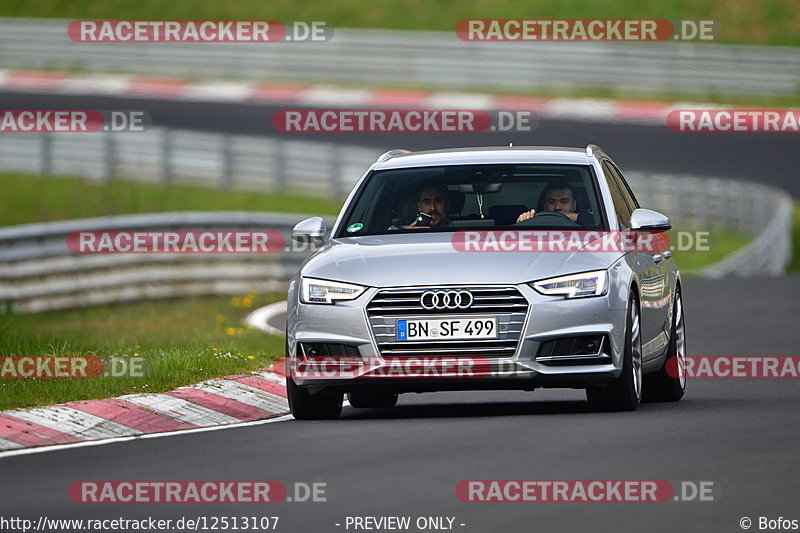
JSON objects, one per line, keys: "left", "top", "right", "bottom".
{"left": 488, "top": 204, "right": 528, "bottom": 226}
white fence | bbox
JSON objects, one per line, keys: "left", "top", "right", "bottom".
{"left": 1, "top": 19, "right": 800, "bottom": 96}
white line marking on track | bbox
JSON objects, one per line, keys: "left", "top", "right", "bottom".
{"left": 184, "top": 81, "right": 256, "bottom": 101}
{"left": 303, "top": 86, "right": 372, "bottom": 107}
{"left": 425, "top": 92, "right": 495, "bottom": 110}
{"left": 245, "top": 300, "right": 286, "bottom": 336}
{"left": 62, "top": 75, "right": 133, "bottom": 95}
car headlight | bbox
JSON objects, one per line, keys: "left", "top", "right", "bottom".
{"left": 531, "top": 270, "right": 608, "bottom": 298}
{"left": 301, "top": 278, "right": 367, "bottom": 304}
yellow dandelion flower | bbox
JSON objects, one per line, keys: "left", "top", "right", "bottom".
{"left": 247, "top": 355, "right": 254, "bottom": 360}
{"left": 226, "top": 327, "right": 236, "bottom": 335}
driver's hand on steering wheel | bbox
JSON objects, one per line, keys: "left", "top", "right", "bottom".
{"left": 515, "top": 209, "right": 537, "bottom": 223}
{"left": 515, "top": 209, "right": 579, "bottom": 223}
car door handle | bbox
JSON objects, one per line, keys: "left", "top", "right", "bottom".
{"left": 653, "top": 254, "right": 663, "bottom": 263}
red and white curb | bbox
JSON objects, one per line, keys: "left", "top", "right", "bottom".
{"left": 0, "top": 363, "right": 289, "bottom": 455}
{"left": 0, "top": 68, "right": 710, "bottom": 125}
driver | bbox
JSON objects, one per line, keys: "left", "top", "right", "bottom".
{"left": 408, "top": 183, "right": 451, "bottom": 228}
{"left": 516, "top": 181, "right": 579, "bottom": 223}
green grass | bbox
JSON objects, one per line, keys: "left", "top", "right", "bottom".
{"left": 788, "top": 202, "right": 800, "bottom": 272}
{"left": 0, "top": 294, "right": 286, "bottom": 410}
{"left": 670, "top": 228, "right": 751, "bottom": 273}
{"left": 0, "top": 173, "right": 343, "bottom": 227}
{"left": 1, "top": 0, "right": 799, "bottom": 47}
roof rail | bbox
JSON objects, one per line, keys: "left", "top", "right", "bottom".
{"left": 585, "top": 144, "right": 602, "bottom": 159}
{"left": 376, "top": 149, "right": 411, "bottom": 163}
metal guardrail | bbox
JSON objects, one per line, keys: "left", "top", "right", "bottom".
{"left": 1, "top": 18, "right": 800, "bottom": 96}
{"left": 623, "top": 174, "right": 793, "bottom": 278}
{"left": 0, "top": 212, "right": 335, "bottom": 313}
{"left": 0, "top": 128, "right": 376, "bottom": 199}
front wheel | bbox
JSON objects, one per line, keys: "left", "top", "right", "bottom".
{"left": 586, "top": 294, "right": 643, "bottom": 412}
{"left": 644, "top": 289, "right": 686, "bottom": 402}
{"left": 286, "top": 377, "right": 343, "bottom": 420}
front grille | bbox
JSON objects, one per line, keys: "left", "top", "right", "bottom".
{"left": 366, "top": 286, "right": 529, "bottom": 359}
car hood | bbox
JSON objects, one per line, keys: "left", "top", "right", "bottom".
{"left": 300, "top": 233, "right": 624, "bottom": 287}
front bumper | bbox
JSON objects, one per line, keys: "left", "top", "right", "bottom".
{"left": 287, "top": 283, "right": 627, "bottom": 392}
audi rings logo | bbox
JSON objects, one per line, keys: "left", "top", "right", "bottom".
{"left": 420, "top": 290, "right": 474, "bottom": 310}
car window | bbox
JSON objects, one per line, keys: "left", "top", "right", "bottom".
{"left": 336, "top": 164, "right": 608, "bottom": 237}
{"left": 602, "top": 161, "right": 633, "bottom": 229}
{"left": 608, "top": 161, "right": 640, "bottom": 210}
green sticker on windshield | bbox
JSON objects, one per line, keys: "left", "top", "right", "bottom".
{"left": 346, "top": 223, "right": 364, "bottom": 233}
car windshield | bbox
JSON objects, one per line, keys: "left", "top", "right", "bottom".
{"left": 337, "top": 164, "right": 607, "bottom": 237}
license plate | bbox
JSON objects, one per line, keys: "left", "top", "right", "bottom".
{"left": 396, "top": 317, "right": 498, "bottom": 341}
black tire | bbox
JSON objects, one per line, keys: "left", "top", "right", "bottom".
{"left": 643, "top": 289, "right": 686, "bottom": 402}
{"left": 286, "top": 376, "right": 343, "bottom": 420}
{"left": 347, "top": 391, "right": 399, "bottom": 408}
{"left": 586, "top": 294, "right": 643, "bottom": 412}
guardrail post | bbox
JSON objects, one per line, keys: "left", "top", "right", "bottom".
{"left": 102, "top": 130, "right": 116, "bottom": 180}
{"left": 40, "top": 133, "right": 52, "bottom": 175}
{"left": 160, "top": 128, "right": 172, "bottom": 183}
{"left": 330, "top": 146, "right": 343, "bottom": 198}
{"left": 220, "top": 133, "right": 233, "bottom": 189}
{"left": 698, "top": 179, "right": 710, "bottom": 229}
{"left": 274, "top": 139, "right": 286, "bottom": 190}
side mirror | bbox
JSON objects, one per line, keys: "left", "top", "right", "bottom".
{"left": 292, "top": 217, "right": 327, "bottom": 245}
{"left": 630, "top": 209, "right": 671, "bottom": 231}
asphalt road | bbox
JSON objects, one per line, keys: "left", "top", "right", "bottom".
{"left": 1, "top": 277, "right": 799, "bottom": 532}
{"left": 2, "top": 91, "right": 798, "bottom": 197}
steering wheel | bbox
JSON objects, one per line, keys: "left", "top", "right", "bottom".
{"left": 516, "top": 210, "right": 580, "bottom": 227}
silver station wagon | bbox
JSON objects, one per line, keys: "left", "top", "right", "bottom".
{"left": 286, "top": 145, "right": 686, "bottom": 419}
